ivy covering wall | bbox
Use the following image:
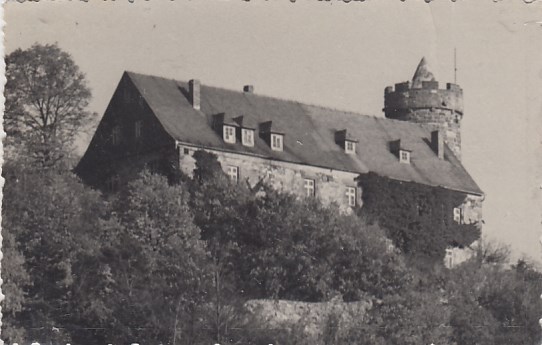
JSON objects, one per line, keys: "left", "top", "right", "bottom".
{"left": 358, "top": 172, "right": 481, "bottom": 265}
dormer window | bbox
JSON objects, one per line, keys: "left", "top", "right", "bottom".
{"left": 345, "top": 140, "right": 356, "bottom": 154}
{"left": 259, "top": 121, "right": 284, "bottom": 151}
{"left": 223, "top": 125, "right": 236, "bottom": 144}
{"left": 242, "top": 128, "right": 254, "bottom": 147}
{"left": 231, "top": 116, "right": 257, "bottom": 147}
{"left": 335, "top": 129, "right": 357, "bottom": 154}
{"left": 399, "top": 150, "right": 411, "bottom": 164}
{"left": 271, "top": 133, "right": 283, "bottom": 151}
{"left": 390, "top": 139, "right": 411, "bottom": 164}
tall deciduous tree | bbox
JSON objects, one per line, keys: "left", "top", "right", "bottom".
{"left": 1, "top": 229, "right": 30, "bottom": 343}
{"left": 5, "top": 43, "right": 94, "bottom": 168}
{"left": 2, "top": 161, "right": 108, "bottom": 344}
{"left": 102, "top": 171, "right": 211, "bottom": 344}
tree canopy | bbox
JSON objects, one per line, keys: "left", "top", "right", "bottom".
{"left": 5, "top": 43, "right": 94, "bottom": 168}
{"left": 2, "top": 149, "right": 541, "bottom": 345}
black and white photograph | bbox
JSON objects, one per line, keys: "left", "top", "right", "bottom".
{"left": 2, "top": 1, "right": 542, "bottom": 344}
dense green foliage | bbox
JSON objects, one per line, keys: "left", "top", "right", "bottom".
{"left": 2, "top": 160, "right": 108, "bottom": 343}
{"left": 2, "top": 151, "right": 541, "bottom": 345}
{"left": 5, "top": 43, "right": 95, "bottom": 168}
{"left": 359, "top": 173, "right": 481, "bottom": 265}
{"left": 4, "top": 40, "right": 539, "bottom": 345}
{"left": 189, "top": 151, "right": 409, "bottom": 303}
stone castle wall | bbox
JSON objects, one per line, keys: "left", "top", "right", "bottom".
{"left": 177, "top": 143, "right": 362, "bottom": 210}
{"left": 243, "top": 298, "right": 372, "bottom": 342}
{"left": 177, "top": 142, "right": 483, "bottom": 267}
{"left": 384, "top": 81, "right": 463, "bottom": 114}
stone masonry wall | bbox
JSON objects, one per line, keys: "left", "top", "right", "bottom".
{"left": 243, "top": 298, "right": 371, "bottom": 342}
{"left": 177, "top": 143, "right": 362, "bottom": 210}
{"left": 384, "top": 85, "right": 463, "bottom": 114}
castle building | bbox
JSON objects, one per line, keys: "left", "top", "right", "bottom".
{"left": 76, "top": 58, "right": 483, "bottom": 263}
{"left": 384, "top": 58, "right": 463, "bottom": 160}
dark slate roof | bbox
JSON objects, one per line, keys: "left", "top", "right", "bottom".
{"left": 126, "top": 71, "right": 483, "bottom": 195}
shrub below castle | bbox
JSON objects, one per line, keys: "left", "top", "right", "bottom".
{"left": 2, "top": 152, "right": 541, "bottom": 345}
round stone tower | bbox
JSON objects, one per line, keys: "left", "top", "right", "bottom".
{"left": 384, "top": 57, "right": 464, "bottom": 160}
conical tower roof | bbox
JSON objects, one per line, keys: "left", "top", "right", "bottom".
{"left": 411, "top": 57, "right": 435, "bottom": 88}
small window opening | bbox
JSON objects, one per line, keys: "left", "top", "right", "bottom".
{"left": 227, "top": 166, "right": 239, "bottom": 183}
{"left": 223, "top": 126, "right": 236, "bottom": 144}
{"left": 346, "top": 187, "right": 356, "bottom": 207}
{"left": 400, "top": 150, "right": 411, "bottom": 164}
{"left": 303, "top": 179, "right": 315, "bottom": 197}
{"left": 107, "top": 175, "right": 120, "bottom": 192}
{"left": 453, "top": 207, "right": 463, "bottom": 224}
{"left": 445, "top": 248, "right": 454, "bottom": 268}
{"left": 135, "top": 121, "right": 142, "bottom": 139}
{"left": 242, "top": 128, "right": 255, "bottom": 147}
{"left": 271, "top": 134, "right": 283, "bottom": 151}
{"left": 345, "top": 140, "right": 356, "bottom": 154}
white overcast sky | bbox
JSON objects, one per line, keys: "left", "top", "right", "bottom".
{"left": 4, "top": 0, "right": 542, "bottom": 263}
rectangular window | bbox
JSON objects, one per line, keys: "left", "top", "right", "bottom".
{"left": 445, "top": 248, "right": 454, "bottom": 268}
{"left": 399, "top": 150, "right": 410, "bottom": 164}
{"left": 223, "top": 125, "right": 236, "bottom": 144}
{"left": 303, "top": 179, "right": 315, "bottom": 197}
{"left": 453, "top": 207, "right": 463, "bottom": 224}
{"left": 227, "top": 166, "right": 239, "bottom": 183}
{"left": 271, "top": 133, "right": 283, "bottom": 151}
{"left": 345, "top": 140, "right": 356, "bottom": 154}
{"left": 112, "top": 126, "right": 121, "bottom": 145}
{"left": 135, "top": 120, "right": 142, "bottom": 139}
{"left": 106, "top": 175, "right": 120, "bottom": 192}
{"left": 346, "top": 187, "right": 356, "bottom": 207}
{"left": 242, "top": 128, "right": 254, "bottom": 147}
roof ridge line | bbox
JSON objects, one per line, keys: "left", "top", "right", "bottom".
{"left": 126, "top": 70, "right": 436, "bottom": 137}
{"left": 125, "top": 70, "right": 384, "bottom": 120}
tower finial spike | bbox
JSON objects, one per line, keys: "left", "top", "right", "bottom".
{"left": 454, "top": 48, "right": 457, "bottom": 84}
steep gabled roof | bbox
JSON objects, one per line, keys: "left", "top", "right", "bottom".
{"left": 126, "top": 71, "right": 483, "bottom": 195}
